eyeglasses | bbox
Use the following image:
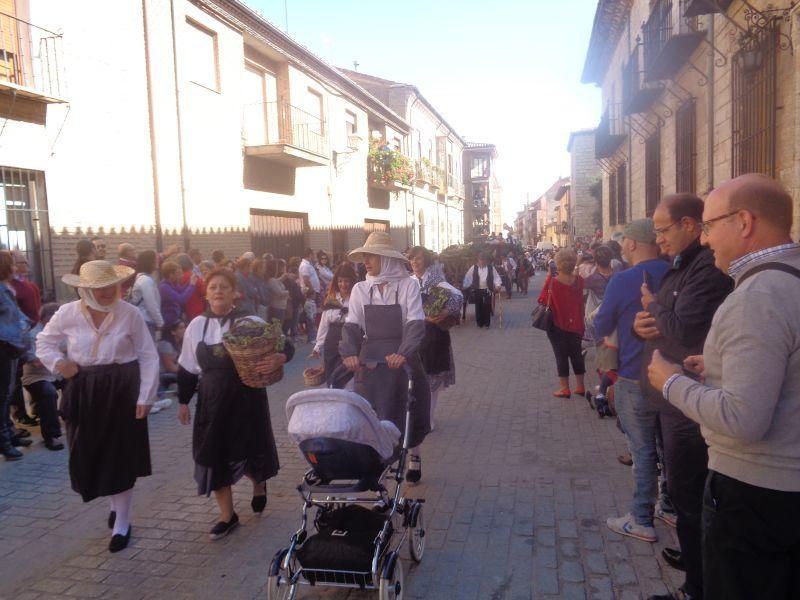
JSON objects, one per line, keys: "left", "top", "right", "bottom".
{"left": 653, "top": 221, "right": 679, "bottom": 235}
{"left": 700, "top": 210, "right": 741, "bottom": 235}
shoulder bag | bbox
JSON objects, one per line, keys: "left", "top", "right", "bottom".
{"left": 531, "top": 279, "right": 553, "bottom": 331}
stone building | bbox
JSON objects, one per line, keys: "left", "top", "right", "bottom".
{"left": 582, "top": 0, "right": 800, "bottom": 239}
{"left": 534, "top": 176, "right": 571, "bottom": 246}
{"left": 0, "top": 0, "right": 477, "bottom": 300}
{"left": 567, "top": 129, "right": 602, "bottom": 243}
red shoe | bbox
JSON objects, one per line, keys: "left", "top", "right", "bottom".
{"left": 553, "top": 388, "right": 571, "bottom": 398}
{"left": 574, "top": 387, "right": 586, "bottom": 396}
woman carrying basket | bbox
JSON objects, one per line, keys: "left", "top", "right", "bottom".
{"left": 177, "top": 269, "right": 294, "bottom": 540}
{"left": 340, "top": 232, "right": 431, "bottom": 483}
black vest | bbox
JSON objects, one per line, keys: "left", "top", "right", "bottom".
{"left": 470, "top": 265, "right": 493, "bottom": 290}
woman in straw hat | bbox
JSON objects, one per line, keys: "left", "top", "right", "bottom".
{"left": 36, "top": 260, "right": 159, "bottom": 553}
{"left": 340, "top": 232, "right": 431, "bottom": 482}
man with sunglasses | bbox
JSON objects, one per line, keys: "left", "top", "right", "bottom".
{"left": 633, "top": 193, "right": 733, "bottom": 600}
{"left": 648, "top": 174, "right": 800, "bottom": 600}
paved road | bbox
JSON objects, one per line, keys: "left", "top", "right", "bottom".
{"left": 0, "top": 276, "right": 682, "bottom": 599}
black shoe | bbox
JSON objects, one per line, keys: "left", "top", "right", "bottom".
{"left": 108, "top": 511, "right": 116, "bottom": 529}
{"left": 661, "top": 547, "right": 686, "bottom": 571}
{"left": 13, "top": 428, "right": 31, "bottom": 439}
{"left": 209, "top": 513, "right": 239, "bottom": 540}
{"left": 108, "top": 526, "right": 131, "bottom": 553}
{"left": 44, "top": 438, "right": 65, "bottom": 451}
{"left": 12, "top": 436, "right": 33, "bottom": 447}
{"left": 647, "top": 591, "right": 694, "bottom": 600}
{"left": 15, "top": 415, "right": 39, "bottom": 427}
{"left": 406, "top": 455, "right": 422, "bottom": 484}
{"left": 2, "top": 445, "right": 23, "bottom": 461}
{"left": 251, "top": 484, "right": 267, "bottom": 514}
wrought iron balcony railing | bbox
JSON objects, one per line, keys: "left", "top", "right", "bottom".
{"left": 0, "top": 11, "right": 65, "bottom": 102}
{"left": 622, "top": 42, "right": 665, "bottom": 114}
{"left": 243, "top": 101, "right": 328, "bottom": 160}
{"left": 643, "top": 0, "right": 705, "bottom": 82}
{"left": 595, "top": 103, "right": 627, "bottom": 159}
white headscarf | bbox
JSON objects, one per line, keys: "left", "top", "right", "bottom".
{"left": 78, "top": 287, "right": 120, "bottom": 313}
{"left": 365, "top": 256, "right": 410, "bottom": 285}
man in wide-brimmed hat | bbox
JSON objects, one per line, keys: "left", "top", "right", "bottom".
{"left": 37, "top": 260, "right": 159, "bottom": 553}
{"left": 340, "top": 232, "right": 431, "bottom": 483}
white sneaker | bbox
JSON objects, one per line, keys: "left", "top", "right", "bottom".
{"left": 606, "top": 514, "right": 657, "bottom": 542}
{"left": 655, "top": 503, "right": 678, "bottom": 529}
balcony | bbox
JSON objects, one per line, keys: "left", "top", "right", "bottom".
{"left": 447, "top": 176, "right": 465, "bottom": 199}
{"left": 243, "top": 101, "right": 329, "bottom": 167}
{"left": 368, "top": 144, "right": 413, "bottom": 191}
{"left": 622, "top": 43, "right": 664, "bottom": 114}
{"left": 414, "top": 159, "right": 445, "bottom": 190}
{"left": 683, "top": 0, "right": 733, "bottom": 17}
{"left": 0, "top": 12, "right": 66, "bottom": 103}
{"left": 643, "top": 0, "right": 706, "bottom": 82}
{"left": 595, "top": 104, "right": 627, "bottom": 159}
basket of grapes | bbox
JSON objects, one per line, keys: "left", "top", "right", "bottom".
{"left": 222, "top": 317, "right": 286, "bottom": 388}
{"left": 423, "top": 285, "right": 459, "bottom": 330}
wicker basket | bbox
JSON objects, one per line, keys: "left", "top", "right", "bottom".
{"left": 303, "top": 365, "right": 325, "bottom": 387}
{"left": 223, "top": 335, "right": 284, "bottom": 388}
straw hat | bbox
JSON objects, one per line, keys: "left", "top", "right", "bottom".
{"left": 62, "top": 260, "right": 135, "bottom": 289}
{"left": 348, "top": 231, "right": 407, "bottom": 262}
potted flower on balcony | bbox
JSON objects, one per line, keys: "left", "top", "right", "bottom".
{"left": 368, "top": 138, "right": 414, "bottom": 187}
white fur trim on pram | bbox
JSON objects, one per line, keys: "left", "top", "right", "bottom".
{"left": 286, "top": 389, "right": 402, "bottom": 461}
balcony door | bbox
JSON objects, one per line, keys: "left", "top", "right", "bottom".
{"left": 243, "top": 64, "right": 278, "bottom": 146}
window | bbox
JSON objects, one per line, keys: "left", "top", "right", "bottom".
{"left": 447, "top": 154, "right": 453, "bottom": 177}
{"left": 391, "top": 137, "right": 401, "bottom": 152}
{"left": 616, "top": 163, "right": 627, "bottom": 225}
{"left": 675, "top": 99, "right": 696, "bottom": 193}
{"left": 645, "top": 130, "right": 661, "bottom": 217}
{"left": 416, "top": 130, "right": 422, "bottom": 159}
{"left": 344, "top": 110, "right": 357, "bottom": 136}
{"left": 185, "top": 19, "right": 219, "bottom": 91}
{"left": 307, "top": 89, "right": 324, "bottom": 135}
{"left": 470, "top": 157, "right": 488, "bottom": 179}
{"left": 732, "top": 25, "right": 777, "bottom": 177}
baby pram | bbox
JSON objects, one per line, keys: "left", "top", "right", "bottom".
{"left": 267, "top": 388, "right": 426, "bottom": 600}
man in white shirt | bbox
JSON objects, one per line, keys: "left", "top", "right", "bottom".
{"left": 462, "top": 253, "right": 502, "bottom": 328}
{"left": 298, "top": 248, "right": 321, "bottom": 295}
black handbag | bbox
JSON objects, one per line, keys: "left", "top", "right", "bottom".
{"left": 531, "top": 282, "right": 553, "bottom": 331}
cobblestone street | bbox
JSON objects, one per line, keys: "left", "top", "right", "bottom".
{"left": 0, "top": 277, "right": 682, "bottom": 600}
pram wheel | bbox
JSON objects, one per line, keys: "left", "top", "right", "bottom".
{"left": 267, "top": 549, "right": 297, "bottom": 600}
{"left": 379, "top": 551, "right": 404, "bottom": 600}
{"left": 409, "top": 503, "right": 425, "bottom": 563}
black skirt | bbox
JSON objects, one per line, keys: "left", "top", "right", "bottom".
{"left": 62, "top": 361, "right": 151, "bottom": 502}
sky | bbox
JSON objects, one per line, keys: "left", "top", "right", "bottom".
{"left": 245, "top": 0, "right": 602, "bottom": 225}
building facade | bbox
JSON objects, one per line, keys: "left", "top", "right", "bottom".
{"left": 463, "top": 143, "right": 501, "bottom": 242}
{"left": 0, "top": 0, "right": 481, "bottom": 300}
{"left": 583, "top": 0, "right": 800, "bottom": 239}
{"left": 567, "top": 129, "right": 602, "bottom": 244}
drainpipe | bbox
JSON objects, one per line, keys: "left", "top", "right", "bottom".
{"left": 707, "top": 15, "right": 715, "bottom": 193}
{"left": 169, "top": 0, "right": 190, "bottom": 250}
{"left": 142, "top": 0, "right": 163, "bottom": 251}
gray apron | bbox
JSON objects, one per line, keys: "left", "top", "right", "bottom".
{"left": 355, "top": 286, "right": 430, "bottom": 448}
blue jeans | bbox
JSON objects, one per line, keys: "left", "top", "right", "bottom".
{"left": 614, "top": 377, "right": 659, "bottom": 526}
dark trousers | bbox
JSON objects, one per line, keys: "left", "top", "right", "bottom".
{"left": 650, "top": 392, "right": 708, "bottom": 598}
{"left": 0, "top": 356, "right": 19, "bottom": 448}
{"left": 546, "top": 326, "right": 585, "bottom": 378}
{"left": 473, "top": 290, "right": 492, "bottom": 327}
{"left": 24, "top": 380, "right": 61, "bottom": 440}
{"left": 703, "top": 470, "right": 800, "bottom": 600}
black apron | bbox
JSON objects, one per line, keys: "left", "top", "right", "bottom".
{"left": 354, "top": 286, "right": 430, "bottom": 448}
{"left": 419, "top": 287, "right": 453, "bottom": 375}
{"left": 192, "top": 317, "right": 279, "bottom": 493}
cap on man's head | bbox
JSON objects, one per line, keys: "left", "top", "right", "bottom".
{"left": 623, "top": 218, "right": 657, "bottom": 244}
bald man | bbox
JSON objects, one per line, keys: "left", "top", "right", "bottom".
{"left": 648, "top": 173, "right": 800, "bottom": 600}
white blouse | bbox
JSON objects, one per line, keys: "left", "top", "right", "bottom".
{"left": 462, "top": 265, "right": 502, "bottom": 290}
{"left": 36, "top": 300, "right": 159, "bottom": 406}
{"left": 345, "top": 278, "right": 424, "bottom": 330}
{"left": 313, "top": 295, "right": 349, "bottom": 354}
{"left": 178, "top": 315, "right": 231, "bottom": 376}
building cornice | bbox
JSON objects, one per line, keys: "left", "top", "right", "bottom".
{"left": 581, "top": 0, "right": 633, "bottom": 85}
{"left": 192, "top": 0, "right": 410, "bottom": 133}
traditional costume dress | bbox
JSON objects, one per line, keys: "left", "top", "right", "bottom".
{"left": 177, "top": 308, "right": 293, "bottom": 496}
{"left": 313, "top": 294, "right": 352, "bottom": 388}
{"left": 463, "top": 263, "right": 501, "bottom": 328}
{"left": 413, "top": 269, "right": 462, "bottom": 429}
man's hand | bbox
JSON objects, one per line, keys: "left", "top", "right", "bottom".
{"left": 647, "top": 350, "right": 682, "bottom": 391}
{"left": 55, "top": 359, "right": 80, "bottom": 379}
{"left": 683, "top": 355, "right": 705, "bottom": 380}
{"left": 343, "top": 356, "right": 359, "bottom": 371}
{"left": 640, "top": 283, "right": 656, "bottom": 310}
{"left": 385, "top": 353, "right": 407, "bottom": 369}
{"left": 633, "top": 311, "right": 661, "bottom": 340}
{"left": 177, "top": 404, "right": 191, "bottom": 425}
{"left": 309, "top": 349, "right": 320, "bottom": 359}
{"left": 136, "top": 404, "right": 152, "bottom": 419}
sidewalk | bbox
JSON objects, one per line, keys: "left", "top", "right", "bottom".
{"left": 0, "top": 277, "right": 682, "bottom": 599}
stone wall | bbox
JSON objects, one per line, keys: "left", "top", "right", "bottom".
{"left": 569, "top": 131, "right": 602, "bottom": 241}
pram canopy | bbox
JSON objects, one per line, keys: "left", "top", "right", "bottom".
{"left": 286, "top": 389, "right": 401, "bottom": 461}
